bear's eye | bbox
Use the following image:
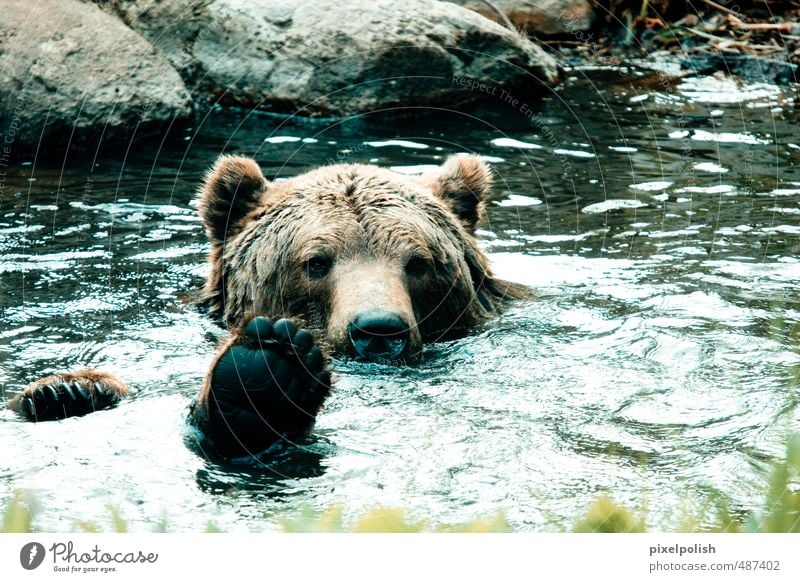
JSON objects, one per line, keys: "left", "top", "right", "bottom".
{"left": 405, "top": 256, "right": 431, "bottom": 277}
{"left": 305, "top": 256, "right": 332, "bottom": 279}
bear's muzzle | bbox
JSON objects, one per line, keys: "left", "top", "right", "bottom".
{"left": 347, "top": 310, "right": 410, "bottom": 364}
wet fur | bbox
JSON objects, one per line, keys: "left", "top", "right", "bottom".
{"left": 9, "top": 155, "right": 529, "bottom": 458}
{"left": 7, "top": 370, "right": 128, "bottom": 421}
{"left": 190, "top": 316, "right": 331, "bottom": 458}
{"left": 198, "top": 155, "right": 531, "bottom": 353}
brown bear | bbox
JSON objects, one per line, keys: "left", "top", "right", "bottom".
{"left": 7, "top": 154, "right": 528, "bottom": 459}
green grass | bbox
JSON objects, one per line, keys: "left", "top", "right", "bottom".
{"left": 278, "top": 507, "right": 510, "bottom": 533}
{"left": 573, "top": 497, "right": 646, "bottom": 533}
{"left": 750, "top": 433, "right": 800, "bottom": 533}
{"left": 3, "top": 434, "right": 799, "bottom": 533}
{"left": 2, "top": 491, "right": 34, "bottom": 534}
{"left": 573, "top": 434, "right": 800, "bottom": 533}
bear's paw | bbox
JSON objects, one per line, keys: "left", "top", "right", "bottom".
{"left": 192, "top": 316, "right": 331, "bottom": 458}
{"left": 8, "top": 370, "right": 129, "bottom": 422}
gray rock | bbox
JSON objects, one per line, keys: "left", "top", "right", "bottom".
{"left": 446, "top": 0, "right": 595, "bottom": 35}
{"left": 0, "top": 0, "right": 192, "bottom": 154}
{"left": 196, "top": 0, "right": 560, "bottom": 115}
{"left": 90, "top": 0, "right": 215, "bottom": 81}
{"left": 97, "top": 0, "right": 561, "bottom": 117}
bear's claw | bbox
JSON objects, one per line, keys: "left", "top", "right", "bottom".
{"left": 192, "top": 316, "right": 331, "bottom": 458}
{"left": 8, "top": 371, "right": 129, "bottom": 422}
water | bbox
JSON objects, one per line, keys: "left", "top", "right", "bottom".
{"left": 1, "top": 68, "right": 798, "bottom": 532}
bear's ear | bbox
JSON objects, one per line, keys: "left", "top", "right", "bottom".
{"left": 197, "top": 155, "right": 268, "bottom": 244}
{"left": 429, "top": 155, "right": 491, "bottom": 233}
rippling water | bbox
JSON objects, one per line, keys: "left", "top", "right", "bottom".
{"left": 1, "top": 68, "right": 798, "bottom": 531}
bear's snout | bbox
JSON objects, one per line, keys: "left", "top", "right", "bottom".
{"left": 347, "top": 310, "right": 410, "bottom": 364}
{"left": 327, "top": 261, "right": 420, "bottom": 363}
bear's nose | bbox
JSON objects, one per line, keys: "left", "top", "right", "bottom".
{"left": 348, "top": 311, "right": 410, "bottom": 363}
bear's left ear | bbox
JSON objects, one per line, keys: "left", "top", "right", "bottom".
{"left": 429, "top": 156, "right": 491, "bottom": 233}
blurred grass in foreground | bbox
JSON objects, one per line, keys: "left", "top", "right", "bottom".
{"left": 3, "top": 434, "right": 799, "bottom": 533}
{"left": 278, "top": 507, "right": 510, "bottom": 533}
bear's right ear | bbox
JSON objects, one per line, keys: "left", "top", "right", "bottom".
{"left": 197, "top": 155, "right": 268, "bottom": 244}
{"left": 428, "top": 155, "right": 492, "bottom": 234}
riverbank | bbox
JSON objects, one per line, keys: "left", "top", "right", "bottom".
{"left": 545, "top": 2, "right": 797, "bottom": 81}
{"left": 0, "top": 1, "right": 797, "bottom": 157}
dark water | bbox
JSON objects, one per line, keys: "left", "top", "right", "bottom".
{"left": 1, "top": 68, "right": 798, "bottom": 531}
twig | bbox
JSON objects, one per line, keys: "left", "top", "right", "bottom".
{"left": 686, "top": 28, "right": 731, "bottom": 43}
{"left": 541, "top": 40, "right": 586, "bottom": 46}
{"left": 477, "top": 0, "right": 516, "bottom": 32}
{"left": 696, "top": 0, "right": 742, "bottom": 18}
{"left": 731, "top": 22, "right": 797, "bottom": 32}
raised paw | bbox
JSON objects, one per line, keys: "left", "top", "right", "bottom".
{"left": 8, "top": 370, "right": 129, "bottom": 422}
{"left": 191, "top": 316, "right": 331, "bottom": 458}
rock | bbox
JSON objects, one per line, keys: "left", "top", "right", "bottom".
{"left": 682, "top": 54, "right": 799, "bottom": 86}
{"left": 97, "top": 0, "right": 561, "bottom": 117}
{"left": 446, "top": 0, "right": 595, "bottom": 35}
{"left": 0, "top": 0, "right": 192, "bottom": 154}
{"left": 91, "top": 0, "right": 214, "bottom": 81}
{"left": 199, "top": 0, "right": 562, "bottom": 115}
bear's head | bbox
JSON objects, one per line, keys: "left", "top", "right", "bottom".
{"left": 197, "top": 154, "right": 529, "bottom": 364}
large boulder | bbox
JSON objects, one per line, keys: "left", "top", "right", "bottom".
{"left": 98, "top": 0, "right": 561, "bottom": 116}
{"left": 446, "top": 0, "right": 596, "bottom": 35}
{"left": 0, "top": 0, "right": 192, "bottom": 154}
{"left": 197, "top": 0, "right": 562, "bottom": 115}
{"left": 91, "top": 0, "right": 214, "bottom": 81}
